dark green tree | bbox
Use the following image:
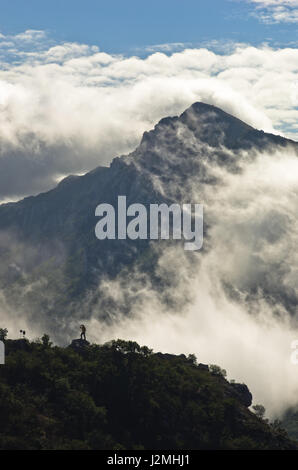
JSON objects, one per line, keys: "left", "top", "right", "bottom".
{"left": 209, "top": 364, "right": 227, "bottom": 378}
{"left": 0, "top": 328, "right": 8, "bottom": 341}
{"left": 41, "top": 334, "right": 52, "bottom": 348}
{"left": 252, "top": 404, "right": 266, "bottom": 420}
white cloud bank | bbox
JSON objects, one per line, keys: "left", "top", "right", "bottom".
{"left": 0, "top": 31, "right": 297, "bottom": 198}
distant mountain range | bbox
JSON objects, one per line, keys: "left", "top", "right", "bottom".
{"left": 0, "top": 102, "right": 297, "bottom": 339}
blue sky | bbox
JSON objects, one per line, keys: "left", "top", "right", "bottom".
{"left": 0, "top": 0, "right": 297, "bottom": 54}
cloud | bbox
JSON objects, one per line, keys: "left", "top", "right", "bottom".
{"left": 141, "top": 42, "right": 192, "bottom": 53}
{"left": 0, "top": 31, "right": 297, "bottom": 201}
{"left": 248, "top": 0, "right": 298, "bottom": 23}
{"left": 250, "top": 0, "right": 298, "bottom": 5}
{"left": 14, "top": 30, "right": 47, "bottom": 43}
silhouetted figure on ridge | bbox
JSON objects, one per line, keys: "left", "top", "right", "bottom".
{"left": 80, "top": 324, "right": 86, "bottom": 341}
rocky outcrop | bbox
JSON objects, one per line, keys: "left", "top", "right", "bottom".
{"left": 198, "top": 363, "right": 209, "bottom": 371}
{"left": 69, "top": 338, "right": 90, "bottom": 350}
{"left": 229, "top": 382, "right": 253, "bottom": 408}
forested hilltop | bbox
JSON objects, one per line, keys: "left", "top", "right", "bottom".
{"left": 0, "top": 335, "right": 296, "bottom": 450}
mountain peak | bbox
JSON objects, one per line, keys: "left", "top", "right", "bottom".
{"left": 181, "top": 101, "right": 254, "bottom": 128}
{"left": 139, "top": 101, "right": 291, "bottom": 156}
